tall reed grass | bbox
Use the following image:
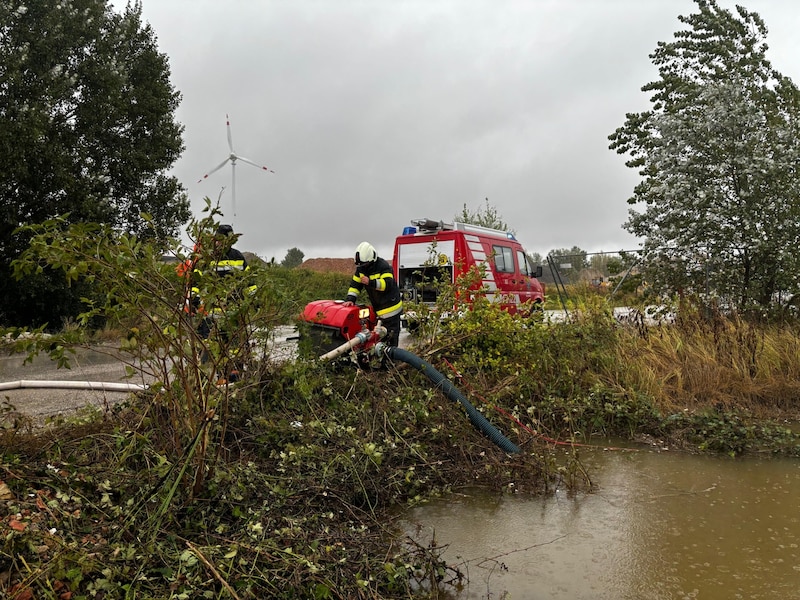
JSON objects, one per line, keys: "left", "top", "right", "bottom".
{"left": 606, "top": 303, "right": 800, "bottom": 417}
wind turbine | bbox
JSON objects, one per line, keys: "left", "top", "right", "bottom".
{"left": 197, "top": 114, "right": 274, "bottom": 217}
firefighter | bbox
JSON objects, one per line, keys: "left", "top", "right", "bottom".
{"left": 179, "top": 224, "right": 254, "bottom": 383}
{"left": 342, "top": 241, "right": 403, "bottom": 348}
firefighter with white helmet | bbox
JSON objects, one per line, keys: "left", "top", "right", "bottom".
{"left": 343, "top": 241, "right": 403, "bottom": 347}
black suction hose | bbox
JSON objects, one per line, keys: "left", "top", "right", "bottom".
{"left": 384, "top": 346, "right": 520, "bottom": 454}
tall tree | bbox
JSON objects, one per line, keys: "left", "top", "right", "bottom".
{"left": 456, "top": 198, "right": 511, "bottom": 232}
{"left": 608, "top": 0, "right": 800, "bottom": 309}
{"left": 548, "top": 246, "right": 589, "bottom": 273}
{"left": 527, "top": 251, "right": 544, "bottom": 268}
{"left": 280, "top": 247, "right": 305, "bottom": 269}
{"left": 0, "top": 0, "right": 189, "bottom": 326}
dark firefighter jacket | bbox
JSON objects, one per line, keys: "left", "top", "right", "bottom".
{"left": 179, "top": 247, "right": 255, "bottom": 314}
{"left": 345, "top": 256, "right": 403, "bottom": 320}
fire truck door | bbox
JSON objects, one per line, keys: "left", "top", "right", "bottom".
{"left": 516, "top": 249, "right": 534, "bottom": 302}
{"left": 491, "top": 244, "right": 518, "bottom": 305}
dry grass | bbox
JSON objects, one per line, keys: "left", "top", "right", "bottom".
{"left": 611, "top": 313, "right": 800, "bottom": 418}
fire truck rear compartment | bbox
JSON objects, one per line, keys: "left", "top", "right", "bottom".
{"left": 398, "top": 265, "right": 453, "bottom": 303}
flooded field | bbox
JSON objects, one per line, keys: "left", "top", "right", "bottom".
{"left": 402, "top": 447, "right": 800, "bottom": 599}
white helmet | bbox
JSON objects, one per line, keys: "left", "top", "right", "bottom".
{"left": 355, "top": 241, "right": 377, "bottom": 266}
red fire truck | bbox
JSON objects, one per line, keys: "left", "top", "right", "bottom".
{"left": 392, "top": 218, "right": 545, "bottom": 329}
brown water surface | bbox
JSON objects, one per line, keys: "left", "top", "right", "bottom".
{"left": 402, "top": 448, "right": 800, "bottom": 599}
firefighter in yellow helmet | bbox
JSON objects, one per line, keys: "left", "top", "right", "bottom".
{"left": 342, "top": 241, "right": 403, "bottom": 347}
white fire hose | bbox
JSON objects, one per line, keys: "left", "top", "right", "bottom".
{"left": 0, "top": 380, "right": 147, "bottom": 392}
{"left": 319, "top": 324, "right": 388, "bottom": 362}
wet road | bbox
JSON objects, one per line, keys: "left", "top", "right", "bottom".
{"left": 0, "top": 343, "right": 148, "bottom": 421}
{"left": 0, "top": 326, "right": 367, "bottom": 422}
{"left": 1, "top": 325, "right": 411, "bottom": 422}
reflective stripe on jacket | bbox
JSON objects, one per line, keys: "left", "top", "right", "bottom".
{"left": 345, "top": 256, "right": 403, "bottom": 318}
{"left": 179, "top": 247, "right": 253, "bottom": 314}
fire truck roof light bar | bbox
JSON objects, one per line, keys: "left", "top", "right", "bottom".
{"left": 409, "top": 218, "right": 516, "bottom": 240}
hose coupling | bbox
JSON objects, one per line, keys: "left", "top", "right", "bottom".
{"left": 372, "top": 341, "right": 390, "bottom": 357}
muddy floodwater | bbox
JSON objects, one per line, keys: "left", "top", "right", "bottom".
{"left": 402, "top": 447, "right": 800, "bottom": 599}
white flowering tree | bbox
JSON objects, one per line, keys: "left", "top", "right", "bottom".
{"left": 608, "top": 0, "right": 800, "bottom": 310}
{"left": 0, "top": 0, "right": 189, "bottom": 327}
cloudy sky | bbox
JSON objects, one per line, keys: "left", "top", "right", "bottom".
{"left": 113, "top": 0, "right": 800, "bottom": 262}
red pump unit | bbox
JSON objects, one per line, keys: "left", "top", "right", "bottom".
{"left": 300, "top": 300, "right": 377, "bottom": 354}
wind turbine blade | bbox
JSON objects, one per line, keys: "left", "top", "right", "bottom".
{"left": 226, "top": 114, "right": 234, "bottom": 152}
{"left": 237, "top": 155, "right": 275, "bottom": 173}
{"left": 197, "top": 157, "right": 231, "bottom": 182}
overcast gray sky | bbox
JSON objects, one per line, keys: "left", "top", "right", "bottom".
{"left": 115, "top": 0, "right": 800, "bottom": 262}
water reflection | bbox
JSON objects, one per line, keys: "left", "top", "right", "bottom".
{"left": 402, "top": 449, "right": 800, "bottom": 599}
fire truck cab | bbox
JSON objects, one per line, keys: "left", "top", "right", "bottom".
{"left": 393, "top": 218, "right": 545, "bottom": 329}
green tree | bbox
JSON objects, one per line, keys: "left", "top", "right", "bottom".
{"left": 281, "top": 247, "right": 305, "bottom": 269}
{"left": 527, "top": 251, "right": 544, "bottom": 268}
{"left": 0, "top": 0, "right": 189, "bottom": 327}
{"left": 589, "top": 253, "right": 609, "bottom": 275}
{"left": 456, "top": 197, "right": 511, "bottom": 232}
{"left": 549, "top": 246, "right": 589, "bottom": 273}
{"left": 598, "top": 252, "right": 646, "bottom": 298}
{"left": 608, "top": 0, "right": 800, "bottom": 310}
